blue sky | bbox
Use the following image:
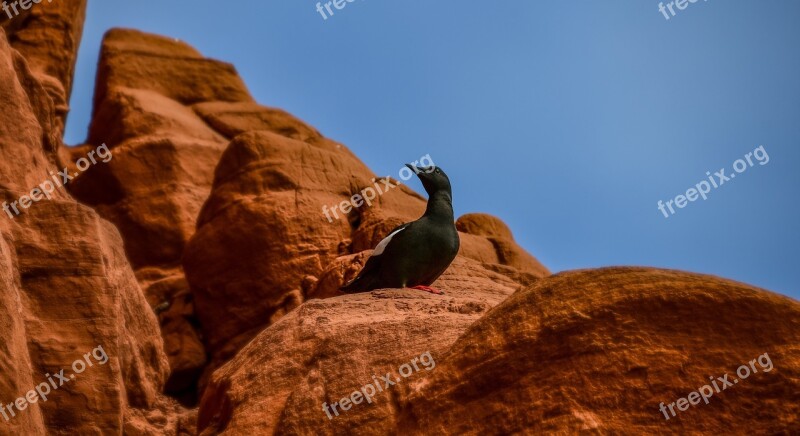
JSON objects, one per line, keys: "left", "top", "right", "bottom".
{"left": 64, "top": 1, "right": 799, "bottom": 300}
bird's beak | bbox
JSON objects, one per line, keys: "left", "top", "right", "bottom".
{"left": 405, "top": 163, "right": 419, "bottom": 173}
{"left": 406, "top": 163, "right": 434, "bottom": 175}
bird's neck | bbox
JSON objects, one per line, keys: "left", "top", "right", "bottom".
{"left": 423, "top": 190, "right": 454, "bottom": 222}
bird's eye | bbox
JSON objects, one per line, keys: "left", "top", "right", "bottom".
{"left": 435, "top": 169, "right": 440, "bottom": 173}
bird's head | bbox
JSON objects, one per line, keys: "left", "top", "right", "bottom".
{"left": 405, "top": 164, "right": 451, "bottom": 196}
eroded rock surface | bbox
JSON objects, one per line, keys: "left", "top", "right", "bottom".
{"left": 197, "top": 257, "right": 522, "bottom": 435}
{"left": 198, "top": 267, "right": 800, "bottom": 435}
{"left": 399, "top": 267, "right": 800, "bottom": 434}
{"left": 57, "top": 28, "right": 550, "bottom": 406}
{"left": 69, "top": 28, "right": 242, "bottom": 270}
{"left": 0, "top": 0, "right": 86, "bottom": 141}
{"left": 0, "top": 24, "right": 177, "bottom": 434}
{"left": 66, "top": 29, "right": 258, "bottom": 401}
{"left": 182, "top": 127, "right": 549, "bottom": 383}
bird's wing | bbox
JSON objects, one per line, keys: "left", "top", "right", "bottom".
{"left": 372, "top": 223, "right": 410, "bottom": 255}
{"left": 340, "top": 223, "right": 411, "bottom": 293}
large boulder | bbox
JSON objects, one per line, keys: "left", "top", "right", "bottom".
{"left": 400, "top": 267, "right": 800, "bottom": 434}
{"left": 70, "top": 28, "right": 245, "bottom": 270}
{"left": 197, "top": 256, "right": 524, "bottom": 435}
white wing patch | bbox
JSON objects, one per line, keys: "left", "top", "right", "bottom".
{"left": 373, "top": 226, "right": 406, "bottom": 256}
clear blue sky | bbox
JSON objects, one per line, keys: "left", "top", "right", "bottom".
{"left": 64, "top": 1, "right": 799, "bottom": 300}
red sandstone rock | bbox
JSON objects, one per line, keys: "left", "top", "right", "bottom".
{"left": 197, "top": 267, "right": 800, "bottom": 435}
{"left": 58, "top": 29, "right": 550, "bottom": 405}
{"left": 71, "top": 29, "right": 241, "bottom": 270}
{"left": 197, "top": 256, "right": 523, "bottom": 435}
{"left": 0, "top": 0, "right": 87, "bottom": 138}
{"left": 182, "top": 126, "right": 548, "bottom": 384}
{"left": 66, "top": 29, "right": 255, "bottom": 400}
{"left": 399, "top": 267, "right": 800, "bottom": 434}
{"left": 0, "top": 26, "right": 176, "bottom": 434}
{"left": 193, "top": 101, "right": 329, "bottom": 146}
{"left": 182, "top": 129, "right": 417, "bottom": 376}
{"left": 138, "top": 267, "right": 207, "bottom": 406}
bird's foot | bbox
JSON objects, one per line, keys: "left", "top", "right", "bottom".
{"left": 410, "top": 285, "right": 445, "bottom": 295}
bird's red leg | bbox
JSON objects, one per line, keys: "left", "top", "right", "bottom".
{"left": 410, "top": 285, "right": 445, "bottom": 295}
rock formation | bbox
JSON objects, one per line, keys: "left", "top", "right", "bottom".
{"left": 66, "top": 28, "right": 255, "bottom": 404}
{"left": 0, "top": 2, "right": 797, "bottom": 435}
{"left": 199, "top": 267, "right": 800, "bottom": 434}
{"left": 195, "top": 256, "right": 529, "bottom": 435}
{"left": 60, "top": 27, "right": 548, "bottom": 399}
{"left": 181, "top": 127, "right": 548, "bottom": 384}
{"left": 0, "top": 2, "right": 182, "bottom": 433}
{"left": 398, "top": 267, "right": 800, "bottom": 434}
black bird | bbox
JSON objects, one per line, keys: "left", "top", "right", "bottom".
{"left": 341, "top": 164, "right": 459, "bottom": 295}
